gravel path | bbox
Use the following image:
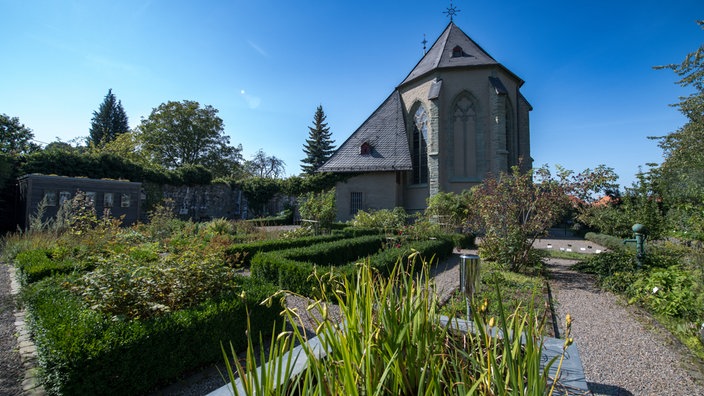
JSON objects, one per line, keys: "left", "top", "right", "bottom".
{"left": 547, "top": 257, "right": 704, "bottom": 395}
{"left": 0, "top": 264, "right": 23, "bottom": 396}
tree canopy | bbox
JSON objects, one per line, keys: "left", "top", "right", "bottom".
{"left": 0, "top": 114, "right": 40, "bottom": 155}
{"left": 245, "top": 149, "right": 286, "bottom": 179}
{"left": 137, "top": 100, "right": 243, "bottom": 178}
{"left": 89, "top": 89, "right": 129, "bottom": 147}
{"left": 301, "top": 105, "right": 335, "bottom": 175}
{"left": 650, "top": 20, "right": 704, "bottom": 237}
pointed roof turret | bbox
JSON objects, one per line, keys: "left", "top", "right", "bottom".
{"left": 400, "top": 22, "right": 522, "bottom": 86}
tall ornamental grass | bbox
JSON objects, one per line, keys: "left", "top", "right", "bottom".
{"left": 224, "top": 252, "right": 564, "bottom": 395}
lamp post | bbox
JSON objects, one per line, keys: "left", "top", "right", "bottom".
{"left": 459, "top": 254, "right": 480, "bottom": 320}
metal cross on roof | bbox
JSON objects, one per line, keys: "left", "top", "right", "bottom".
{"left": 444, "top": 1, "right": 460, "bottom": 21}
{"left": 421, "top": 34, "right": 428, "bottom": 54}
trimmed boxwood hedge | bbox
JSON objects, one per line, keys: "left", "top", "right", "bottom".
{"left": 15, "top": 249, "right": 91, "bottom": 285}
{"left": 585, "top": 232, "right": 629, "bottom": 252}
{"left": 224, "top": 227, "right": 383, "bottom": 266}
{"left": 366, "top": 238, "right": 454, "bottom": 276}
{"left": 252, "top": 236, "right": 455, "bottom": 297}
{"left": 224, "top": 234, "right": 345, "bottom": 266}
{"left": 22, "top": 275, "right": 282, "bottom": 396}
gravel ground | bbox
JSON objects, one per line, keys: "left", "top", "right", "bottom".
{"left": 548, "top": 256, "right": 704, "bottom": 395}
{"left": 0, "top": 264, "right": 23, "bottom": 396}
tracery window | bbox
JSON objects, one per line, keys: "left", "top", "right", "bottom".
{"left": 411, "top": 106, "right": 429, "bottom": 184}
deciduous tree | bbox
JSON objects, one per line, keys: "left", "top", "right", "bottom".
{"left": 651, "top": 20, "right": 704, "bottom": 238}
{"left": 245, "top": 149, "right": 286, "bottom": 179}
{"left": 137, "top": 100, "right": 243, "bottom": 178}
{"left": 0, "top": 114, "right": 40, "bottom": 155}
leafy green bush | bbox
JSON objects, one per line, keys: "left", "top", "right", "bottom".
{"left": 424, "top": 190, "right": 472, "bottom": 232}
{"left": 574, "top": 246, "right": 702, "bottom": 321}
{"left": 628, "top": 266, "right": 699, "bottom": 320}
{"left": 584, "top": 232, "right": 629, "bottom": 252}
{"left": 23, "top": 275, "right": 281, "bottom": 396}
{"left": 69, "top": 250, "right": 240, "bottom": 320}
{"left": 298, "top": 188, "right": 336, "bottom": 232}
{"left": 366, "top": 238, "right": 454, "bottom": 276}
{"left": 351, "top": 207, "right": 407, "bottom": 231}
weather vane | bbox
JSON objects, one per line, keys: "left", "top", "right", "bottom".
{"left": 422, "top": 34, "right": 428, "bottom": 54}
{"left": 444, "top": 1, "right": 460, "bottom": 21}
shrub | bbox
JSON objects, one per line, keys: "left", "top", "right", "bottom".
{"left": 23, "top": 275, "right": 281, "bottom": 396}
{"left": 584, "top": 232, "right": 629, "bottom": 252}
{"left": 251, "top": 236, "right": 453, "bottom": 297}
{"left": 69, "top": 250, "right": 240, "bottom": 320}
{"left": 15, "top": 249, "right": 88, "bottom": 285}
{"left": 298, "top": 189, "right": 336, "bottom": 233}
{"left": 424, "top": 190, "right": 472, "bottom": 232}
{"left": 224, "top": 234, "right": 344, "bottom": 266}
{"left": 351, "top": 207, "right": 407, "bottom": 231}
{"left": 280, "top": 235, "right": 384, "bottom": 266}
{"left": 628, "top": 266, "right": 699, "bottom": 320}
{"left": 469, "top": 166, "right": 570, "bottom": 272}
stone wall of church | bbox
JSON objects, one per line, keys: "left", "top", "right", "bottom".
{"left": 334, "top": 172, "right": 399, "bottom": 222}
{"left": 518, "top": 95, "right": 532, "bottom": 171}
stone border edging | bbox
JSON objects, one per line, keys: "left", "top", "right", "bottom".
{"left": 9, "top": 266, "right": 45, "bottom": 396}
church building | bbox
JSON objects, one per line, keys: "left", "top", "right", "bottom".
{"left": 318, "top": 21, "right": 532, "bottom": 221}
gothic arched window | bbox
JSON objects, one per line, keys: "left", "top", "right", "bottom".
{"left": 411, "top": 106, "right": 428, "bottom": 184}
{"left": 449, "top": 92, "right": 483, "bottom": 179}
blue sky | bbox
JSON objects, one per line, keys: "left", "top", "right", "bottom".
{"left": 1, "top": 1, "right": 702, "bottom": 187}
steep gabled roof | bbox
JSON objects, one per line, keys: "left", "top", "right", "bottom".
{"left": 401, "top": 22, "right": 522, "bottom": 86}
{"left": 318, "top": 90, "right": 411, "bottom": 173}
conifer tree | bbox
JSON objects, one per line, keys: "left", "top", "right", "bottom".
{"left": 89, "top": 89, "right": 129, "bottom": 147}
{"left": 301, "top": 105, "right": 335, "bottom": 175}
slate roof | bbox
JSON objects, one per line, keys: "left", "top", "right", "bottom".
{"left": 317, "top": 90, "right": 412, "bottom": 173}
{"left": 401, "top": 22, "right": 522, "bottom": 86}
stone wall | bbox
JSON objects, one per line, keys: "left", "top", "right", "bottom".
{"left": 160, "top": 183, "right": 243, "bottom": 221}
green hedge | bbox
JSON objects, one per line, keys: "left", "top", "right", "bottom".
{"left": 250, "top": 235, "right": 385, "bottom": 296}
{"left": 23, "top": 275, "right": 282, "bottom": 396}
{"left": 367, "top": 238, "right": 454, "bottom": 276}
{"left": 585, "top": 232, "right": 630, "bottom": 252}
{"left": 15, "top": 249, "right": 90, "bottom": 285}
{"left": 252, "top": 236, "right": 454, "bottom": 297}
{"left": 281, "top": 235, "right": 385, "bottom": 265}
{"left": 224, "top": 228, "right": 383, "bottom": 266}
{"left": 224, "top": 234, "right": 345, "bottom": 266}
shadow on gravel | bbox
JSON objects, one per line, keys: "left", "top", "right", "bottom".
{"left": 587, "top": 382, "right": 634, "bottom": 396}
{"left": 546, "top": 263, "right": 600, "bottom": 293}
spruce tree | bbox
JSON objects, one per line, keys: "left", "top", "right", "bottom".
{"left": 301, "top": 105, "right": 335, "bottom": 175}
{"left": 89, "top": 89, "right": 129, "bottom": 147}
